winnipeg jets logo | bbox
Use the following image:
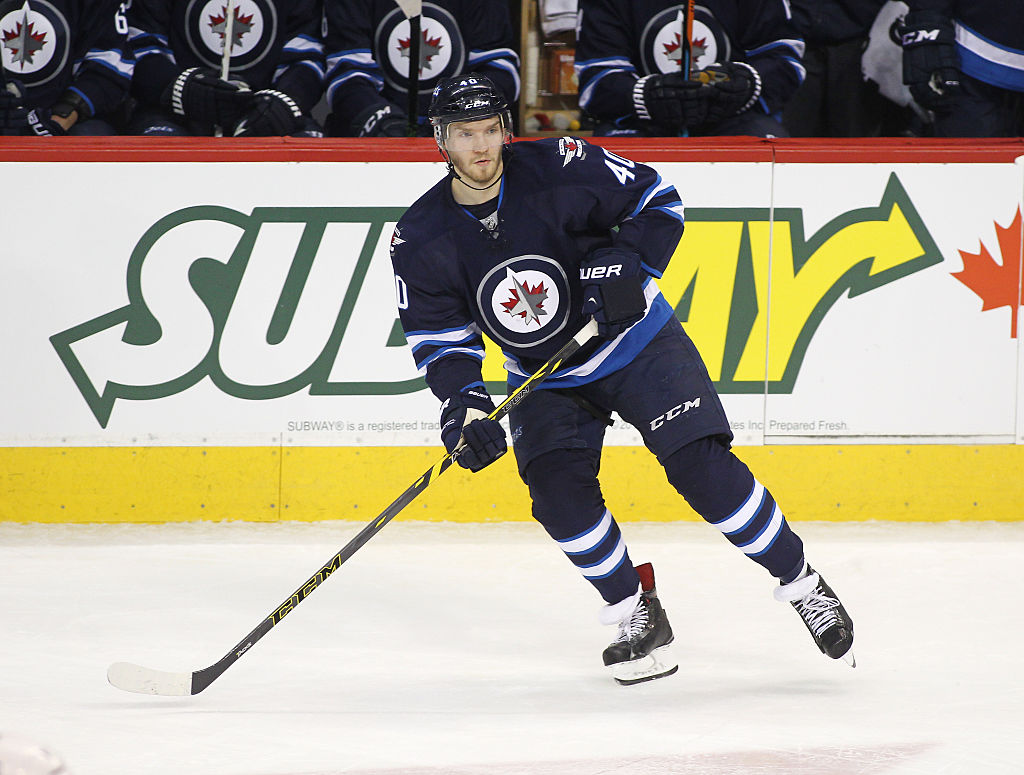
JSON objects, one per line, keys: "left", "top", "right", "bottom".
{"left": 641, "top": 7, "right": 724, "bottom": 75}
{"left": 398, "top": 26, "right": 444, "bottom": 77}
{"left": 500, "top": 268, "right": 548, "bottom": 326}
{"left": 480, "top": 256, "right": 567, "bottom": 345}
{"left": 558, "top": 136, "right": 586, "bottom": 167}
{"left": 208, "top": 3, "right": 254, "bottom": 53}
{"left": 376, "top": 2, "right": 465, "bottom": 94}
{"left": 1, "top": 9, "right": 45, "bottom": 67}
{"left": 0, "top": 0, "right": 69, "bottom": 84}
{"left": 187, "top": 0, "right": 276, "bottom": 71}
{"left": 662, "top": 29, "right": 707, "bottom": 75}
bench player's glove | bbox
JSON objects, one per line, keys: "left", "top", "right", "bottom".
{"left": 581, "top": 247, "right": 647, "bottom": 340}
{"left": 353, "top": 102, "right": 408, "bottom": 137}
{"left": 0, "top": 80, "right": 28, "bottom": 135}
{"left": 900, "top": 10, "right": 962, "bottom": 111}
{"left": 697, "top": 62, "right": 762, "bottom": 123}
{"left": 440, "top": 385, "right": 507, "bottom": 472}
{"left": 633, "top": 71, "right": 709, "bottom": 129}
{"left": 162, "top": 67, "right": 253, "bottom": 129}
{"left": 232, "top": 89, "right": 304, "bottom": 136}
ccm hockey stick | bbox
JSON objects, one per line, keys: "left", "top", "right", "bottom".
{"left": 107, "top": 318, "right": 600, "bottom": 696}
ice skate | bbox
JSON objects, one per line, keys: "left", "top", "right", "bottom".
{"left": 775, "top": 565, "right": 855, "bottom": 666}
{"left": 601, "top": 563, "right": 677, "bottom": 685}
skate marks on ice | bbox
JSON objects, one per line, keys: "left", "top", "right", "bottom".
{"left": 293, "top": 743, "right": 933, "bottom": 775}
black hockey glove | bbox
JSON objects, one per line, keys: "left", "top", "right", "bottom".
{"left": 440, "top": 386, "right": 507, "bottom": 473}
{"left": 698, "top": 62, "right": 761, "bottom": 123}
{"left": 232, "top": 89, "right": 304, "bottom": 136}
{"left": 633, "top": 71, "right": 709, "bottom": 129}
{"left": 24, "top": 107, "right": 66, "bottom": 136}
{"left": 900, "top": 10, "right": 962, "bottom": 111}
{"left": 161, "top": 67, "right": 253, "bottom": 129}
{"left": 353, "top": 102, "right": 408, "bottom": 137}
{"left": 0, "top": 81, "right": 28, "bottom": 135}
{"left": 581, "top": 247, "right": 647, "bottom": 340}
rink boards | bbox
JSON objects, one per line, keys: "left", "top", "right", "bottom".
{"left": 1, "top": 137, "right": 1023, "bottom": 523}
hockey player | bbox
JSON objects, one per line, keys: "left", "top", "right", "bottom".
{"left": 390, "top": 74, "right": 855, "bottom": 684}
{"left": 575, "top": 0, "right": 805, "bottom": 137}
{"left": 322, "top": 0, "right": 519, "bottom": 137}
{"left": 900, "top": 0, "right": 1024, "bottom": 136}
{"left": 125, "top": 0, "right": 325, "bottom": 136}
{"left": 0, "top": 0, "right": 133, "bottom": 135}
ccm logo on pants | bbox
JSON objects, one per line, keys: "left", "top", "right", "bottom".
{"left": 650, "top": 398, "right": 701, "bottom": 430}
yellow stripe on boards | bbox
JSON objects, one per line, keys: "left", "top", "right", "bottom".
{"left": 2, "top": 445, "right": 1022, "bottom": 523}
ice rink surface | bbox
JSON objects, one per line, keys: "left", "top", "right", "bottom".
{"left": 2, "top": 519, "right": 1022, "bottom": 775}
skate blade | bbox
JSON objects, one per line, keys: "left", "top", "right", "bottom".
{"left": 610, "top": 644, "right": 678, "bottom": 686}
{"left": 841, "top": 650, "right": 856, "bottom": 668}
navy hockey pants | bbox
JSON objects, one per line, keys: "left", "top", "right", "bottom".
{"left": 508, "top": 320, "right": 805, "bottom": 605}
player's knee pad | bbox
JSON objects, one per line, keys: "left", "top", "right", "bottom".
{"left": 523, "top": 448, "right": 604, "bottom": 534}
{"left": 663, "top": 435, "right": 754, "bottom": 520}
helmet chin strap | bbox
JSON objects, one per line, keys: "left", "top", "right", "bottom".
{"left": 450, "top": 165, "right": 504, "bottom": 192}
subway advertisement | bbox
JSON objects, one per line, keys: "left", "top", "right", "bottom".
{"left": 2, "top": 139, "right": 1023, "bottom": 522}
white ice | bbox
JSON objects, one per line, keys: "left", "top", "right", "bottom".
{"left": 2, "top": 519, "right": 1023, "bottom": 775}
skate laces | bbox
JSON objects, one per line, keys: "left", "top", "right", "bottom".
{"left": 614, "top": 597, "right": 650, "bottom": 643}
{"left": 793, "top": 587, "right": 841, "bottom": 638}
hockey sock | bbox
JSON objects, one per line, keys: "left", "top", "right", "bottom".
{"left": 524, "top": 450, "right": 639, "bottom": 604}
{"left": 663, "top": 436, "right": 804, "bottom": 579}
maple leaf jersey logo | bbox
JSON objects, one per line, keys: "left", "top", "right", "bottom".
{"left": 662, "top": 33, "right": 707, "bottom": 75}
{"left": 377, "top": 2, "right": 464, "bottom": 93}
{"left": 0, "top": 0, "right": 68, "bottom": 83}
{"left": 208, "top": 3, "right": 255, "bottom": 53}
{"left": 1, "top": 16, "right": 45, "bottom": 67}
{"left": 640, "top": 7, "right": 726, "bottom": 75}
{"left": 500, "top": 268, "right": 549, "bottom": 326}
{"left": 480, "top": 256, "right": 568, "bottom": 346}
{"left": 188, "top": 0, "right": 275, "bottom": 71}
{"left": 953, "top": 208, "right": 1024, "bottom": 338}
{"left": 398, "top": 27, "right": 444, "bottom": 77}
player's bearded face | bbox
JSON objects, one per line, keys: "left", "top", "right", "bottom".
{"left": 445, "top": 116, "right": 507, "bottom": 186}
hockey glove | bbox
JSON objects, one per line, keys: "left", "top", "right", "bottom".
{"left": 698, "top": 62, "right": 761, "bottom": 123}
{"left": 232, "top": 89, "right": 304, "bottom": 136}
{"left": 353, "top": 102, "right": 408, "bottom": 137}
{"left": 440, "top": 386, "right": 507, "bottom": 473}
{"left": 161, "top": 67, "right": 253, "bottom": 129}
{"left": 900, "top": 10, "right": 962, "bottom": 111}
{"left": 24, "top": 107, "right": 66, "bottom": 136}
{"left": 580, "top": 247, "right": 647, "bottom": 340}
{"left": 0, "top": 81, "right": 28, "bottom": 135}
{"left": 633, "top": 71, "right": 709, "bottom": 129}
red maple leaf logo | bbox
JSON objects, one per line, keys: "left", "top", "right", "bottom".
{"left": 2, "top": 20, "right": 47, "bottom": 65}
{"left": 952, "top": 208, "right": 1024, "bottom": 338}
{"left": 501, "top": 281, "right": 547, "bottom": 322}
{"left": 398, "top": 29, "right": 444, "bottom": 75}
{"left": 209, "top": 4, "right": 255, "bottom": 49}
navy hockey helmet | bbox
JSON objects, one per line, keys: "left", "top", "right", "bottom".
{"left": 428, "top": 74, "right": 513, "bottom": 159}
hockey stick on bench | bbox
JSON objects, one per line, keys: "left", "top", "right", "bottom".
{"left": 107, "top": 317, "right": 600, "bottom": 696}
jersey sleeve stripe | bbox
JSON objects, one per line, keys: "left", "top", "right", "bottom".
{"left": 417, "top": 345, "right": 485, "bottom": 373}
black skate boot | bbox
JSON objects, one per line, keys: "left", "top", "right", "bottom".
{"left": 775, "top": 565, "right": 855, "bottom": 666}
{"left": 601, "top": 563, "right": 677, "bottom": 685}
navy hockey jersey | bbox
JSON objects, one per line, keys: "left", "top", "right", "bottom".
{"left": 390, "top": 138, "right": 684, "bottom": 401}
{"left": 575, "top": 0, "right": 805, "bottom": 128}
{"left": 323, "top": 0, "right": 519, "bottom": 133}
{"left": 908, "top": 0, "right": 1024, "bottom": 92}
{"left": 127, "top": 0, "right": 325, "bottom": 112}
{"left": 0, "top": 0, "right": 132, "bottom": 115}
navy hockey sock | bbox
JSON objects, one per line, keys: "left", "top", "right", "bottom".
{"left": 663, "top": 437, "right": 804, "bottom": 579}
{"left": 524, "top": 450, "right": 639, "bottom": 604}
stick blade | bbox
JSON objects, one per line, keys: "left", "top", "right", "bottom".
{"left": 107, "top": 662, "right": 193, "bottom": 696}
